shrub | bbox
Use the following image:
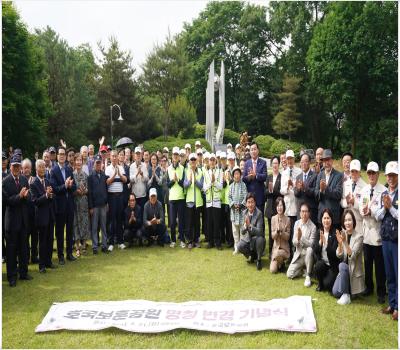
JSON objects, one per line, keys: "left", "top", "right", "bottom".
{"left": 223, "top": 128, "right": 240, "bottom": 146}
{"left": 270, "top": 138, "right": 304, "bottom": 157}
{"left": 143, "top": 137, "right": 211, "bottom": 153}
{"left": 254, "top": 135, "right": 276, "bottom": 157}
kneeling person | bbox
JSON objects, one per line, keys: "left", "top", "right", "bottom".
{"left": 237, "top": 193, "right": 266, "bottom": 270}
{"left": 143, "top": 188, "right": 166, "bottom": 246}
{"left": 123, "top": 194, "right": 143, "bottom": 247}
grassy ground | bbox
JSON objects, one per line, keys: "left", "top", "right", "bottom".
{"left": 2, "top": 235, "right": 398, "bottom": 349}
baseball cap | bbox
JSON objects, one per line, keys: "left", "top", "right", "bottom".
{"left": 189, "top": 153, "right": 197, "bottom": 161}
{"left": 286, "top": 150, "right": 295, "bottom": 159}
{"left": 232, "top": 166, "right": 242, "bottom": 176}
{"left": 196, "top": 149, "right": 203, "bottom": 155}
{"left": 203, "top": 152, "right": 210, "bottom": 159}
{"left": 172, "top": 146, "right": 180, "bottom": 155}
{"left": 179, "top": 149, "right": 186, "bottom": 156}
{"left": 227, "top": 152, "right": 235, "bottom": 160}
{"left": 149, "top": 188, "right": 157, "bottom": 197}
{"left": 209, "top": 153, "right": 216, "bottom": 159}
{"left": 216, "top": 150, "right": 221, "bottom": 158}
{"left": 107, "top": 145, "right": 112, "bottom": 151}
{"left": 350, "top": 159, "right": 361, "bottom": 172}
{"left": 235, "top": 143, "right": 241, "bottom": 150}
{"left": 366, "top": 161, "right": 379, "bottom": 173}
{"left": 48, "top": 146, "right": 56, "bottom": 153}
{"left": 195, "top": 140, "right": 201, "bottom": 146}
{"left": 220, "top": 151, "right": 227, "bottom": 159}
{"left": 2, "top": 151, "right": 7, "bottom": 160}
{"left": 185, "top": 143, "right": 191, "bottom": 149}
{"left": 385, "top": 161, "right": 398, "bottom": 175}
{"left": 163, "top": 147, "right": 169, "bottom": 153}
{"left": 321, "top": 149, "right": 333, "bottom": 160}
{"left": 10, "top": 154, "right": 21, "bottom": 165}
{"left": 134, "top": 147, "right": 141, "bottom": 153}
{"left": 94, "top": 155, "right": 102, "bottom": 162}
{"left": 100, "top": 145, "right": 108, "bottom": 153}
{"left": 227, "top": 143, "right": 232, "bottom": 148}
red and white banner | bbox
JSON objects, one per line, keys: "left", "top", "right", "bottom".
{"left": 35, "top": 296, "right": 317, "bottom": 334}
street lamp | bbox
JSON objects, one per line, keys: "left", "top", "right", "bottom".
{"left": 110, "top": 104, "right": 123, "bottom": 147}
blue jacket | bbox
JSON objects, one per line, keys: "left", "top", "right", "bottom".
{"left": 50, "top": 163, "right": 76, "bottom": 214}
{"left": 87, "top": 171, "right": 108, "bottom": 209}
{"left": 243, "top": 158, "right": 267, "bottom": 207}
{"left": 29, "top": 176, "right": 54, "bottom": 227}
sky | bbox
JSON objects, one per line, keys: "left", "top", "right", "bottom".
{"left": 14, "top": 0, "right": 268, "bottom": 74}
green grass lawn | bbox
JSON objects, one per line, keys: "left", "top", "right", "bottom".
{"left": 2, "top": 236, "right": 398, "bottom": 349}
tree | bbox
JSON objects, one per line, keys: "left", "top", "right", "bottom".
{"left": 2, "top": 2, "right": 51, "bottom": 156}
{"left": 140, "top": 33, "right": 190, "bottom": 139}
{"left": 272, "top": 75, "right": 302, "bottom": 140}
{"left": 168, "top": 95, "right": 197, "bottom": 138}
{"left": 307, "top": 1, "right": 397, "bottom": 164}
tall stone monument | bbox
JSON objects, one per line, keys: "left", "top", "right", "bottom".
{"left": 205, "top": 60, "right": 225, "bottom": 151}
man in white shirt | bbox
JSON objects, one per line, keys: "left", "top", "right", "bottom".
{"left": 105, "top": 150, "right": 127, "bottom": 251}
{"left": 129, "top": 147, "right": 149, "bottom": 215}
{"left": 359, "top": 161, "right": 387, "bottom": 304}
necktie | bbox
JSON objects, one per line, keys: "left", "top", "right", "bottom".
{"left": 61, "top": 166, "right": 66, "bottom": 181}
{"left": 41, "top": 178, "right": 46, "bottom": 191}
{"left": 15, "top": 177, "right": 20, "bottom": 189}
{"left": 289, "top": 169, "right": 292, "bottom": 178}
{"left": 304, "top": 173, "right": 307, "bottom": 182}
{"left": 352, "top": 182, "right": 356, "bottom": 193}
{"left": 253, "top": 161, "right": 256, "bottom": 174}
{"left": 370, "top": 187, "right": 374, "bottom": 200}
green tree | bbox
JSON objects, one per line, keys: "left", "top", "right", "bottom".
{"left": 168, "top": 95, "right": 197, "bottom": 138}
{"left": 272, "top": 75, "right": 302, "bottom": 140}
{"left": 307, "top": 1, "right": 397, "bottom": 164}
{"left": 140, "top": 33, "right": 190, "bottom": 139}
{"left": 2, "top": 2, "right": 51, "bottom": 156}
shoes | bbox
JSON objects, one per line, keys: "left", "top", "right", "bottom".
{"left": 31, "top": 257, "right": 39, "bottom": 264}
{"left": 187, "top": 243, "right": 193, "bottom": 250}
{"left": 170, "top": 242, "right": 176, "bottom": 248}
{"left": 247, "top": 256, "right": 255, "bottom": 264}
{"left": 119, "top": 243, "right": 126, "bottom": 250}
{"left": 67, "top": 254, "right": 77, "bottom": 261}
{"left": 39, "top": 267, "right": 46, "bottom": 274}
{"left": 381, "top": 306, "right": 394, "bottom": 314}
{"left": 101, "top": 247, "right": 108, "bottom": 253}
{"left": 256, "top": 260, "right": 262, "bottom": 270}
{"left": 9, "top": 280, "right": 16, "bottom": 287}
{"left": 232, "top": 249, "right": 238, "bottom": 255}
{"left": 20, "top": 274, "right": 33, "bottom": 280}
{"left": 392, "top": 310, "right": 398, "bottom": 321}
{"left": 46, "top": 263, "right": 57, "bottom": 269}
{"left": 304, "top": 276, "right": 312, "bottom": 288}
{"left": 337, "top": 293, "right": 351, "bottom": 305}
{"left": 93, "top": 249, "right": 98, "bottom": 255}
{"left": 315, "top": 285, "right": 322, "bottom": 292}
{"left": 180, "top": 241, "right": 186, "bottom": 248}
{"left": 108, "top": 245, "right": 114, "bottom": 252}
{"left": 59, "top": 257, "right": 65, "bottom": 265}
{"left": 377, "top": 296, "right": 385, "bottom": 304}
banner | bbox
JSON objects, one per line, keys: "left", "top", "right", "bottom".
{"left": 35, "top": 296, "right": 317, "bottom": 334}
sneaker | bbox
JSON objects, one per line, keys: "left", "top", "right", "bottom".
{"left": 304, "top": 275, "right": 311, "bottom": 287}
{"left": 337, "top": 293, "right": 351, "bottom": 305}
{"left": 119, "top": 243, "right": 126, "bottom": 250}
{"left": 180, "top": 241, "right": 186, "bottom": 248}
{"left": 170, "top": 242, "right": 176, "bottom": 248}
{"left": 108, "top": 245, "right": 114, "bottom": 252}
{"left": 232, "top": 249, "right": 238, "bottom": 255}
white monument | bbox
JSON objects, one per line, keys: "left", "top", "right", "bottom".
{"left": 206, "top": 60, "right": 225, "bottom": 151}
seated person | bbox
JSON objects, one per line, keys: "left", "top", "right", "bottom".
{"left": 313, "top": 208, "right": 341, "bottom": 292}
{"left": 332, "top": 209, "right": 365, "bottom": 305}
{"left": 270, "top": 197, "right": 290, "bottom": 273}
{"left": 143, "top": 188, "right": 166, "bottom": 246}
{"left": 123, "top": 193, "right": 143, "bottom": 247}
{"left": 237, "top": 192, "right": 266, "bottom": 270}
{"left": 287, "top": 202, "right": 316, "bottom": 287}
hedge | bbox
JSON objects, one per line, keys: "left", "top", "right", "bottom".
{"left": 143, "top": 137, "right": 211, "bottom": 153}
{"left": 269, "top": 138, "right": 304, "bottom": 156}
{"left": 253, "top": 135, "right": 276, "bottom": 157}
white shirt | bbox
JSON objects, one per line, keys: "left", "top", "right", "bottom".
{"left": 320, "top": 230, "right": 330, "bottom": 266}
{"left": 341, "top": 177, "right": 366, "bottom": 227}
{"left": 105, "top": 164, "right": 125, "bottom": 193}
{"left": 280, "top": 166, "right": 301, "bottom": 216}
{"left": 129, "top": 161, "right": 149, "bottom": 198}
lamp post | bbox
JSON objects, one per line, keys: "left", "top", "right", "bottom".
{"left": 110, "top": 104, "right": 123, "bottom": 147}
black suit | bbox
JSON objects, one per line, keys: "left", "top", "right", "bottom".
{"left": 26, "top": 176, "right": 38, "bottom": 263}
{"left": 294, "top": 170, "right": 318, "bottom": 225}
{"left": 50, "top": 163, "right": 76, "bottom": 259}
{"left": 30, "top": 177, "right": 55, "bottom": 269}
{"left": 264, "top": 173, "right": 281, "bottom": 257}
{"left": 2, "top": 169, "right": 9, "bottom": 261}
{"left": 2, "top": 174, "right": 30, "bottom": 282}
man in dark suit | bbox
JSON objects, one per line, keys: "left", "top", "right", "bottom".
{"left": 123, "top": 193, "right": 144, "bottom": 247}
{"left": 50, "top": 146, "right": 77, "bottom": 265}
{"left": 2, "top": 151, "right": 9, "bottom": 263}
{"left": 242, "top": 142, "right": 267, "bottom": 216}
{"left": 30, "top": 159, "right": 56, "bottom": 273}
{"left": 2, "top": 154, "right": 33, "bottom": 286}
{"left": 294, "top": 153, "right": 318, "bottom": 225}
{"left": 314, "top": 149, "right": 343, "bottom": 229}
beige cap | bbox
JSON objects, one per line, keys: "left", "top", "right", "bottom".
{"left": 366, "top": 161, "right": 379, "bottom": 173}
{"left": 286, "top": 150, "right": 295, "bottom": 158}
{"left": 350, "top": 159, "right": 361, "bottom": 172}
{"left": 385, "top": 161, "right": 398, "bottom": 175}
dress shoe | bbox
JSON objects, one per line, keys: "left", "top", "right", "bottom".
{"left": 59, "top": 257, "right": 65, "bottom": 265}
{"left": 256, "top": 260, "right": 262, "bottom": 270}
{"left": 46, "top": 263, "right": 57, "bottom": 269}
{"left": 67, "top": 254, "right": 77, "bottom": 261}
{"left": 9, "top": 280, "right": 16, "bottom": 287}
{"left": 20, "top": 274, "right": 33, "bottom": 280}
{"left": 381, "top": 306, "right": 394, "bottom": 314}
{"left": 316, "top": 285, "right": 322, "bottom": 292}
{"left": 39, "top": 267, "right": 46, "bottom": 274}
{"left": 247, "top": 256, "right": 255, "bottom": 264}
{"left": 93, "top": 249, "right": 98, "bottom": 255}
{"left": 31, "top": 257, "right": 39, "bottom": 264}
{"left": 377, "top": 295, "right": 385, "bottom": 304}
{"left": 392, "top": 310, "right": 398, "bottom": 321}
{"left": 101, "top": 247, "right": 108, "bottom": 253}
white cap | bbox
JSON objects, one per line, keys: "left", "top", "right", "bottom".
{"left": 209, "top": 153, "right": 216, "bottom": 159}
{"left": 366, "top": 161, "right": 379, "bottom": 173}
{"left": 185, "top": 143, "right": 191, "bottom": 149}
{"left": 149, "top": 188, "right": 157, "bottom": 197}
{"left": 195, "top": 140, "right": 201, "bottom": 146}
{"left": 189, "top": 153, "right": 197, "bottom": 160}
{"left": 245, "top": 145, "right": 250, "bottom": 150}
{"left": 385, "top": 161, "right": 398, "bottom": 175}
{"left": 227, "top": 143, "right": 232, "bottom": 148}
{"left": 172, "top": 146, "right": 180, "bottom": 155}
{"left": 134, "top": 146, "right": 141, "bottom": 153}
{"left": 179, "top": 149, "right": 186, "bottom": 156}
{"left": 220, "top": 151, "right": 227, "bottom": 158}
{"left": 235, "top": 143, "right": 241, "bottom": 149}
{"left": 350, "top": 159, "right": 361, "bottom": 172}
{"left": 196, "top": 149, "right": 203, "bottom": 155}
{"left": 227, "top": 152, "right": 235, "bottom": 160}
{"left": 163, "top": 147, "right": 169, "bottom": 152}
{"left": 286, "top": 150, "right": 295, "bottom": 158}
{"left": 216, "top": 150, "right": 221, "bottom": 158}
{"left": 203, "top": 152, "right": 210, "bottom": 159}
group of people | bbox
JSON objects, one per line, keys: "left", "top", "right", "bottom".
{"left": 2, "top": 140, "right": 398, "bottom": 321}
